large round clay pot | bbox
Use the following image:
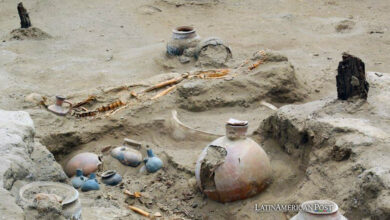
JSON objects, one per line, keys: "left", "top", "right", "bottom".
{"left": 195, "top": 119, "right": 272, "bottom": 202}
{"left": 291, "top": 200, "right": 347, "bottom": 220}
{"left": 166, "top": 26, "right": 200, "bottom": 56}
{"left": 65, "top": 152, "right": 102, "bottom": 177}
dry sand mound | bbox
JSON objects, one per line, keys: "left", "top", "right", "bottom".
{"left": 177, "top": 51, "right": 306, "bottom": 111}
{"left": 6, "top": 27, "right": 51, "bottom": 41}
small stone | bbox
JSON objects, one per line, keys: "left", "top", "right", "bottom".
{"left": 375, "top": 72, "right": 383, "bottom": 77}
{"left": 154, "top": 212, "right": 162, "bottom": 217}
{"left": 25, "top": 93, "right": 44, "bottom": 104}
{"left": 187, "top": 178, "right": 197, "bottom": 189}
{"left": 179, "top": 56, "right": 191, "bottom": 64}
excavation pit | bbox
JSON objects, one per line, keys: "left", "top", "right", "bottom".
{"left": 40, "top": 108, "right": 305, "bottom": 219}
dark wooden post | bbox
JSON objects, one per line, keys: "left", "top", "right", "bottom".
{"left": 336, "top": 53, "right": 369, "bottom": 100}
{"left": 17, "top": 2, "right": 31, "bottom": 28}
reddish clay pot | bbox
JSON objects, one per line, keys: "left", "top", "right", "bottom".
{"left": 65, "top": 152, "right": 102, "bottom": 177}
{"left": 195, "top": 119, "right": 272, "bottom": 202}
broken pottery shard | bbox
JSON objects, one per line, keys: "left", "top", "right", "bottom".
{"left": 336, "top": 53, "right": 369, "bottom": 100}
{"left": 195, "top": 37, "right": 232, "bottom": 67}
{"left": 227, "top": 118, "right": 248, "bottom": 126}
{"left": 198, "top": 145, "right": 227, "bottom": 192}
{"left": 123, "top": 138, "right": 142, "bottom": 149}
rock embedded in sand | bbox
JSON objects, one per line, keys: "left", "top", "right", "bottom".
{"left": 0, "top": 110, "right": 66, "bottom": 219}
{"left": 330, "top": 145, "right": 352, "bottom": 161}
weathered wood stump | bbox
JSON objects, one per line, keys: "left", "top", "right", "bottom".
{"left": 336, "top": 53, "right": 369, "bottom": 100}
{"left": 17, "top": 2, "right": 31, "bottom": 28}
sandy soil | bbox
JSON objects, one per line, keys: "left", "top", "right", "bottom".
{"left": 1, "top": 0, "right": 390, "bottom": 219}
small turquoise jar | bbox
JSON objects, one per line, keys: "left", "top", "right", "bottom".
{"left": 145, "top": 149, "right": 163, "bottom": 173}
{"left": 71, "top": 169, "right": 87, "bottom": 189}
{"left": 81, "top": 173, "right": 100, "bottom": 192}
{"left": 101, "top": 170, "right": 122, "bottom": 186}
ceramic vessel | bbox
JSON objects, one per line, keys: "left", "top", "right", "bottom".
{"left": 145, "top": 149, "right": 163, "bottom": 173}
{"left": 111, "top": 146, "right": 142, "bottom": 167}
{"left": 65, "top": 152, "right": 102, "bottom": 177}
{"left": 194, "top": 37, "right": 232, "bottom": 59}
{"left": 48, "top": 95, "right": 73, "bottom": 116}
{"left": 167, "top": 26, "right": 200, "bottom": 56}
{"left": 195, "top": 119, "right": 272, "bottom": 203}
{"left": 291, "top": 200, "right": 348, "bottom": 220}
{"left": 101, "top": 170, "right": 122, "bottom": 186}
{"left": 71, "top": 169, "right": 87, "bottom": 189}
{"left": 19, "top": 181, "right": 82, "bottom": 220}
{"left": 81, "top": 173, "right": 100, "bottom": 192}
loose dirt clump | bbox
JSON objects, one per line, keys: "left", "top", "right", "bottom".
{"left": 28, "top": 193, "right": 64, "bottom": 220}
{"left": 335, "top": 20, "right": 355, "bottom": 33}
{"left": 330, "top": 145, "right": 352, "bottom": 161}
{"left": 6, "top": 27, "right": 52, "bottom": 41}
